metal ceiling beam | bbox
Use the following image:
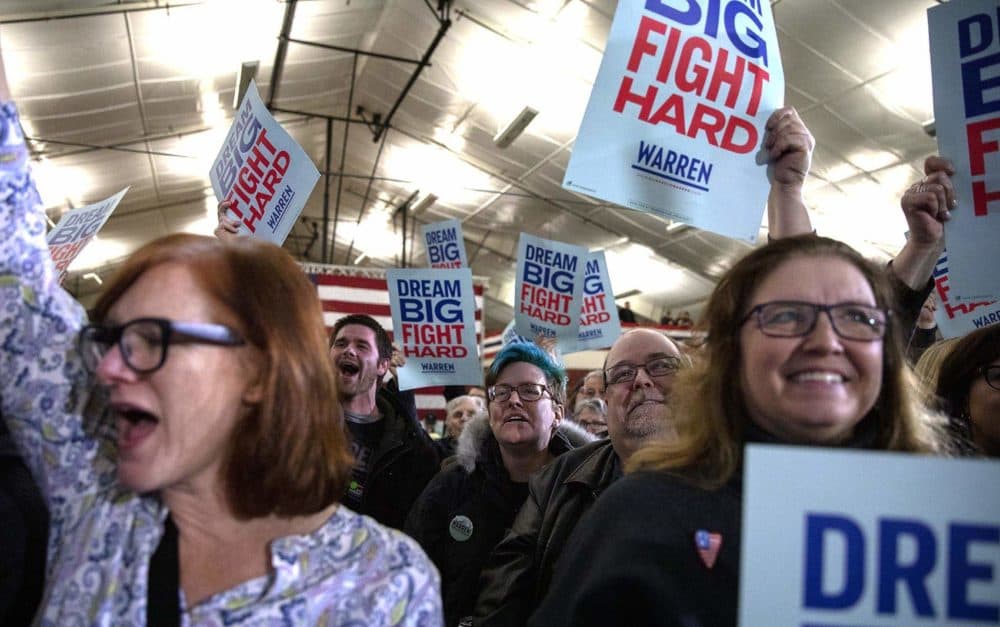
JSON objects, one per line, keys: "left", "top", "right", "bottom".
{"left": 372, "top": 2, "right": 452, "bottom": 143}
{"left": 0, "top": 1, "right": 204, "bottom": 24}
{"left": 267, "top": 0, "right": 298, "bottom": 108}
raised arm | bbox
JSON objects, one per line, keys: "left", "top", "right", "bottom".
{"left": 0, "top": 47, "right": 104, "bottom": 508}
{"left": 764, "top": 106, "right": 814, "bottom": 239}
{"left": 892, "top": 156, "right": 955, "bottom": 290}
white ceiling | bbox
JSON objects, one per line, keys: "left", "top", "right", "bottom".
{"left": 1, "top": 0, "right": 943, "bottom": 330}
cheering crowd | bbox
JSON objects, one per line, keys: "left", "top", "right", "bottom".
{"left": 1, "top": 59, "right": 997, "bottom": 627}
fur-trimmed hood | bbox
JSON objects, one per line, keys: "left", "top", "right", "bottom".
{"left": 454, "top": 414, "right": 595, "bottom": 473}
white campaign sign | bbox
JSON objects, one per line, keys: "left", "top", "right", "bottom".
{"left": 387, "top": 268, "right": 482, "bottom": 390}
{"left": 514, "top": 233, "right": 586, "bottom": 352}
{"left": 571, "top": 250, "right": 622, "bottom": 352}
{"left": 929, "top": 0, "right": 1000, "bottom": 300}
{"left": 421, "top": 219, "right": 469, "bottom": 269}
{"left": 564, "top": 0, "right": 785, "bottom": 242}
{"left": 931, "top": 249, "right": 1000, "bottom": 338}
{"left": 740, "top": 445, "right": 1000, "bottom": 626}
{"left": 47, "top": 187, "right": 128, "bottom": 281}
{"left": 210, "top": 79, "right": 319, "bottom": 245}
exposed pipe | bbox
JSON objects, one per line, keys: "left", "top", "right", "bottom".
{"left": 372, "top": 5, "right": 452, "bottom": 142}
{"left": 268, "top": 0, "right": 298, "bottom": 108}
{"left": 330, "top": 52, "right": 359, "bottom": 264}
{"left": 285, "top": 37, "right": 424, "bottom": 66}
{"left": 321, "top": 117, "right": 332, "bottom": 264}
{"left": 0, "top": 1, "right": 203, "bottom": 24}
{"left": 343, "top": 128, "right": 389, "bottom": 264}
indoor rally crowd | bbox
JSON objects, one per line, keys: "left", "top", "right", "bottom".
{"left": 1, "top": 55, "right": 998, "bottom": 627}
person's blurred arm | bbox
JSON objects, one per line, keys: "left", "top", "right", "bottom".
{"left": 764, "top": 106, "right": 814, "bottom": 239}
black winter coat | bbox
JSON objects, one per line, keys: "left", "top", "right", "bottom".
{"left": 405, "top": 417, "right": 592, "bottom": 627}
{"left": 354, "top": 388, "right": 440, "bottom": 530}
{"left": 528, "top": 470, "right": 742, "bottom": 627}
{"left": 473, "top": 438, "right": 621, "bottom": 626}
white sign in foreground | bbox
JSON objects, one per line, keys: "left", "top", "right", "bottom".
{"left": 47, "top": 187, "right": 128, "bottom": 281}
{"left": 210, "top": 79, "right": 319, "bottom": 245}
{"left": 740, "top": 445, "right": 1000, "bottom": 626}
{"left": 563, "top": 0, "right": 784, "bottom": 242}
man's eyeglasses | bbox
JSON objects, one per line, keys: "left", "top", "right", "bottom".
{"left": 740, "top": 301, "right": 888, "bottom": 342}
{"left": 981, "top": 365, "right": 1000, "bottom": 391}
{"left": 79, "top": 317, "right": 245, "bottom": 375}
{"left": 488, "top": 382, "right": 552, "bottom": 403}
{"left": 604, "top": 356, "right": 682, "bottom": 386}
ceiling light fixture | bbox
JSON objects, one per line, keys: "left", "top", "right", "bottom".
{"left": 493, "top": 106, "right": 538, "bottom": 148}
{"left": 411, "top": 193, "right": 438, "bottom": 214}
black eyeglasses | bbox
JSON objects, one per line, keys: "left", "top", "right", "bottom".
{"left": 981, "top": 365, "right": 1000, "bottom": 391}
{"left": 79, "top": 317, "right": 245, "bottom": 375}
{"left": 604, "top": 356, "right": 682, "bottom": 386}
{"left": 488, "top": 382, "right": 552, "bottom": 403}
{"left": 740, "top": 301, "right": 888, "bottom": 342}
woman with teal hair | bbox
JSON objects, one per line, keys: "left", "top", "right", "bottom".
{"left": 406, "top": 341, "right": 592, "bottom": 626}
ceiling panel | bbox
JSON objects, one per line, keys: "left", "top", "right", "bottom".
{"left": 1, "top": 0, "right": 946, "bottom": 326}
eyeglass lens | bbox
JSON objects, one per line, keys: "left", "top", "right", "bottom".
{"left": 755, "top": 302, "right": 885, "bottom": 340}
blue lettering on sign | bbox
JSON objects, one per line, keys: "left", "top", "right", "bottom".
{"left": 429, "top": 242, "right": 461, "bottom": 263}
{"left": 634, "top": 140, "right": 713, "bottom": 191}
{"left": 958, "top": 9, "right": 1000, "bottom": 118}
{"left": 804, "top": 513, "right": 865, "bottom": 609}
{"left": 643, "top": 0, "right": 768, "bottom": 67}
{"left": 802, "top": 513, "right": 1000, "bottom": 621}
{"left": 400, "top": 298, "right": 463, "bottom": 323}
{"left": 523, "top": 261, "right": 575, "bottom": 294}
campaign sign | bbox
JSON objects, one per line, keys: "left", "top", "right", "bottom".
{"left": 563, "top": 0, "right": 784, "bottom": 243}
{"left": 210, "top": 79, "right": 319, "bottom": 246}
{"left": 47, "top": 187, "right": 128, "bottom": 281}
{"left": 387, "top": 268, "right": 481, "bottom": 390}
{"left": 571, "top": 250, "right": 622, "bottom": 352}
{"left": 740, "top": 445, "right": 1000, "bottom": 626}
{"left": 421, "top": 219, "right": 468, "bottom": 269}
{"left": 501, "top": 319, "right": 532, "bottom": 347}
{"left": 932, "top": 249, "right": 1000, "bottom": 338}
{"left": 514, "top": 233, "right": 586, "bottom": 351}
{"left": 929, "top": 0, "right": 1000, "bottom": 300}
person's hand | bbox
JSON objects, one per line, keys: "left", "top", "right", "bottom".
{"left": 214, "top": 199, "right": 242, "bottom": 241}
{"left": 901, "top": 156, "right": 956, "bottom": 247}
{"left": 533, "top": 333, "right": 559, "bottom": 360}
{"left": 917, "top": 294, "right": 937, "bottom": 330}
{"left": 388, "top": 343, "right": 406, "bottom": 379}
{"left": 764, "top": 106, "right": 814, "bottom": 187}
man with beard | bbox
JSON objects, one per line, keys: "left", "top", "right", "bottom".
{"left": 471, "top": 328, "right": 683, "bottom": 626}
{"left": 329, "top": 314, "right": 439, "bottom": 530}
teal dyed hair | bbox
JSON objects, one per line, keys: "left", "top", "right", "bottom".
{"left": 486, "top": 342, "right": 567, "bottom": 403}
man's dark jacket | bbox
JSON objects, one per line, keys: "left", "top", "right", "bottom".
{"left": 473, "top": 438, "right": 620, "bottom": 626}
{"left": 355, "top": 387, "right": 439, "bottom": 530}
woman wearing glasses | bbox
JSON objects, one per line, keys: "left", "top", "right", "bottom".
{"left": 933, "top": 324, "right": 1000, "bottom": 456}
{"left": 0, "top": 115, "right": 441, "bottom": 623}
{"left": 405, "top": 342, "right": 592, "bottom": 626}
{"left": 528, "top": 235, "right": 951, "bottom": 627}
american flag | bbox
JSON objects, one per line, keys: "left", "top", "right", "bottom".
{"left": 300, "top": 262, "right": 488, "bottom": 421}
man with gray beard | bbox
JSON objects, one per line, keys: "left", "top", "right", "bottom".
{"left": 470, "top": 328, "right": 683, "bottom": 626}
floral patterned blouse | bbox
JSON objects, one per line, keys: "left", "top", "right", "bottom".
{"left": 0, "top": 101, "right": 443, "bottom": 626}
